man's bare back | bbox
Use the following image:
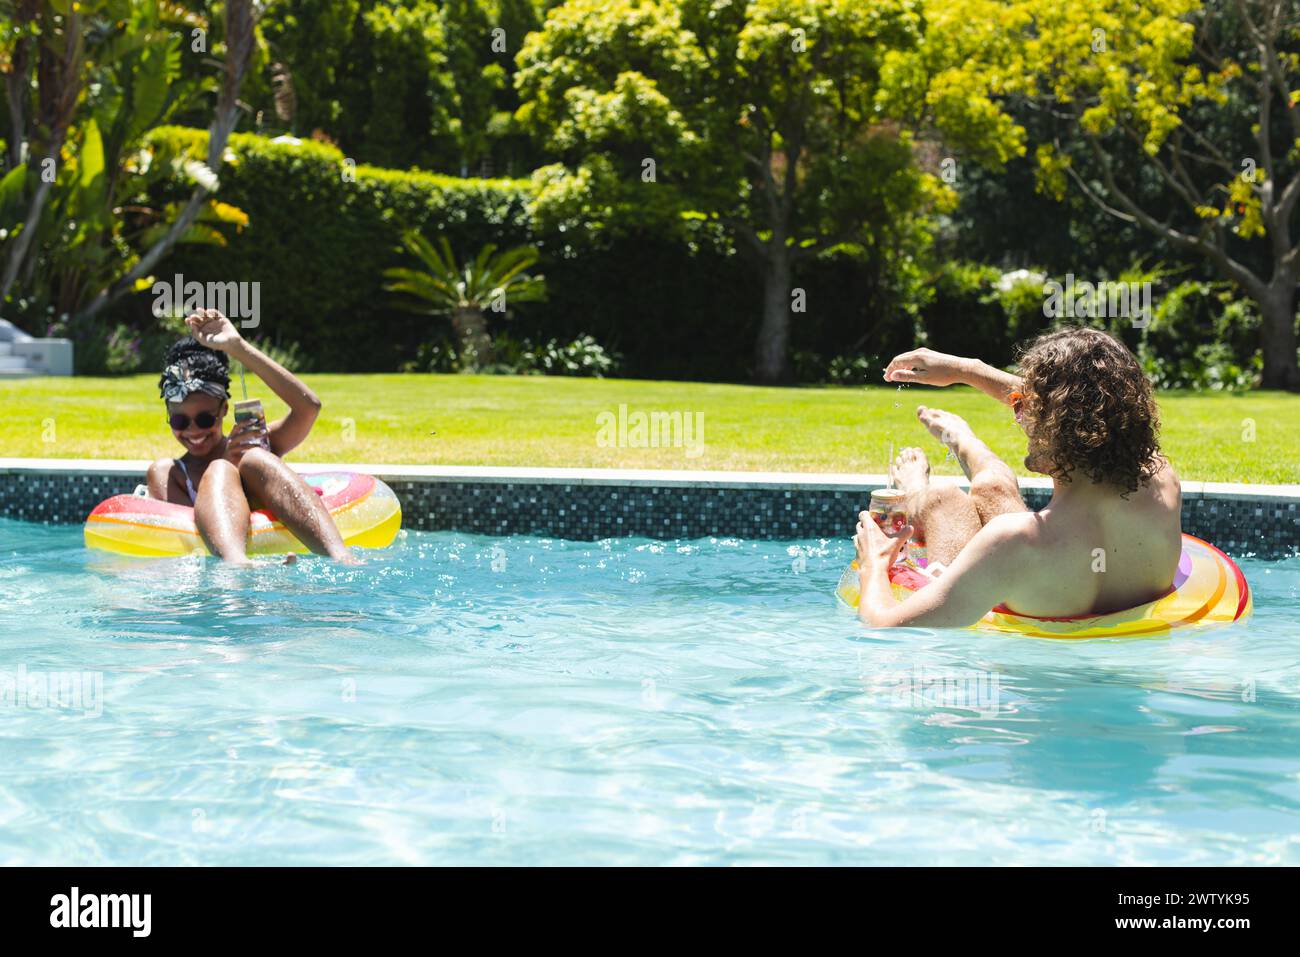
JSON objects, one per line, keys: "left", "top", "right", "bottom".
{"left": 990, "top": 459, "right": 1182, "bottom": 618}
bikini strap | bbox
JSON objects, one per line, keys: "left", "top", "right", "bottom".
{"left": 174, "top": 458, "right": 198, "bottom": 504}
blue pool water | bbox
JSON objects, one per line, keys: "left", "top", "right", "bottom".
{"left": 1, "top": 517, "right": 1298, "bottom": 865}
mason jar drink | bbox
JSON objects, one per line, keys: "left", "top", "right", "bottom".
{"left": 868, "top": 488, "right": 908, "bottom": 535}
{"left": 233, "top": 398, "right": 271, "bottom": 451}
{"left": 867, "top": 488, "right": 926, "bottom": 566}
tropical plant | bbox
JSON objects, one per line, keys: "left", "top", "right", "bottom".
{"left": 0, "top": 0, "right": 85, "bottom": 309}
{"left": 384, "top": 231, "right": 546, "bottom": 369}
{"left": 0, "top": 0, "right": 258, "bottom": 327}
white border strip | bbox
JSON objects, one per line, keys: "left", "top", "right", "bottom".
{"left": 0, "top": 458, "right": 1297, "bottom": 501}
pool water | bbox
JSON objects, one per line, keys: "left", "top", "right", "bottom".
{"left": 1, "top": 517, "right": 1298, "bottom": 866}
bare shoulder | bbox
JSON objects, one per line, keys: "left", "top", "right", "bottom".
{"left": 146, "top": 457, "right": 174, "bottom": 499}
{"left": 1152, "top": 455, "right": 1181, "bottom": 499}
{"left": 974, "top": 510, "right": 1039, "bottom": 548}
{"left": 146, "top": 457, "right": 176, "bottom": 481}
{"left": 944, "top": 510, "right": 1037, "bottom": 575}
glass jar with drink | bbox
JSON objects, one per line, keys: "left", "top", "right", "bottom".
{"left": 867, "top": 488, "right": 927, "bottom": 567}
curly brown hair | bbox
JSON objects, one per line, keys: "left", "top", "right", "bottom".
{"left": 1016, "top": 327, "right": 1162, "bottom": 493}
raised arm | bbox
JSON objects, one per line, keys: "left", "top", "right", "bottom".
{"left": 185, "top": 310, "right": 322, "bottom": 456}
{"left": 884, "top": 348, "right": 1023, "bottom": 406}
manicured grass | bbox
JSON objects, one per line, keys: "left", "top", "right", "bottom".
{"left": 1, "top": 374, "right": 1296, "bottom": 483}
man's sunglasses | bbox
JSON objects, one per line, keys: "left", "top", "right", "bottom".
{"left": 169, "top": 411, "right": 221, "bottom": 431}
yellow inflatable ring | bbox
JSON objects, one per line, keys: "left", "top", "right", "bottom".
{"left": 84, "top": 470, "right": 402, "bottom": 557}
{"left": 836, "top": 533, "right": 1252, "bottom": 639}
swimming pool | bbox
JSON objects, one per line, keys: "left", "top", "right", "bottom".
{"left": 2, "top": 517, "right": 1298, "bottom": 865}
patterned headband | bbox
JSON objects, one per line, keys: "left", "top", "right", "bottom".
{"left": 160, "top": 363, "right": 229, "bottom": 403}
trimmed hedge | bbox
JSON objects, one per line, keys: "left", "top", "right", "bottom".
{"left": 146, "top": 127, "right": 533, "bottom": 371}
{"left": 137, "top": 127, "right": 919, "bottom": 378}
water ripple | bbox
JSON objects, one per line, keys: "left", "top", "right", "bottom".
{"left": 1, "top": 519, "right": 1298, "bottom": 864}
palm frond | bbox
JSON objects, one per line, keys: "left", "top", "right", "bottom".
{"left": 382, "top": 266, "right": 461, "bottom": 311}
{"left": 387, "top": 232, "right": 547, "bottom": 315}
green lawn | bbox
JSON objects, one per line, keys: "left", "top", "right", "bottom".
{"left": 1, "top": 374, "right": 1296, "bottom": 483}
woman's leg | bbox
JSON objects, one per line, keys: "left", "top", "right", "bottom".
{"left": 236, "top": 448, "right": 355, "bottom": 561}
{"left": 193, "top": 459, "right": 253, "bottom": 564}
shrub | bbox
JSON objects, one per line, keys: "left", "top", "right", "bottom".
{"left": 1138, "top": 281, "right": 1262, "bottom": 390}
{"left": 917, "top": 262, "right": 1057, "bottom": 369}
{"left": 48, "top": 310, "right": 186, "bottom": 375}
{"left": 128, "top": 128, "right": 1272, "bottom": 387}
{"left": 400, "top": 331, "right": 619, "bottom": 377}
{"left": 921, "top": 261, "right": 1003, "bottom": 358}
{"left": 517, "top": 334, "right": 620, "bottom": 377}
{"left": 792, "top": 351, "right": 881, "bottom": 385}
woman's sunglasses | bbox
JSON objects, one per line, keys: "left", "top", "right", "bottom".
{"left": 169, "top": 411, "right": 220, "bottom": 431}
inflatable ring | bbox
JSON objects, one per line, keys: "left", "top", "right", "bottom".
{"left": 84, "top": 471, "right": 402, "bottom": 557}
{"left": 836, "top": 533, "right": 1251, "bottom": 639}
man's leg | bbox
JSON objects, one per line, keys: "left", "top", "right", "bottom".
{"left": 236, "top": 448, "right": 356, "bottom": 562}
{"left": 892, "top": 447, "right": 983, "bottom": 566}
{"left": 915, "top": 406, "right": 1027, "bottom": 526}
{"left": 193, "top": 459, "right": 253, "bottom": 564}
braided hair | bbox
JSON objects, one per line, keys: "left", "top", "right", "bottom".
{"left": 158, "top": 338, "right": 230, "bottom": 403}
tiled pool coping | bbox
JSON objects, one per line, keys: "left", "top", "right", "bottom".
{"left": 1, "top": 458, "right": 1297, "bottom": 557}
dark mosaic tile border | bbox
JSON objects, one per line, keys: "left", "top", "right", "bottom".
{"left": 0, "top": 469, "right": 1295, "bottom": 558}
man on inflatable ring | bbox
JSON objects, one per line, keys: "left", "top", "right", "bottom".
{"left": 144, "top": 309, "right": 359, "bottom": 566}
{"left": 853, "top": 327, "right": 1193, "bottom": 630}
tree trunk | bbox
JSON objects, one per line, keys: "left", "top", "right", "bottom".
{"left": 4, "top": 53, "right": 29, "bottom": 172}
{"left": 1258, "top": 282, "right": 1300, "bottom": 390}
{"left": 0, "top": 161, "right": 54, "bottom": 308}
{"left": 451, "top": 306, "right": 493, "bottom": 369}
{"left": 754, "top": 245, "right": 794, "bottom": 384}
{"left": 2, "top": 0, "right": 38, "bottom": 172}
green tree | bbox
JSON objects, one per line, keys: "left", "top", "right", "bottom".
{"left": 336, "top": 0, "right": 457, "bottom": 169}
{"left": 249, "top": 0, "right": 362, "bottom": 135}
{"left": 250, "top": 1, "right": 546, "bottom": 175}
{"left": 515, "top": 0, "right": 973, "bottom": 383}
{"left": 921, "top": 0, "right": 1300, "bottom": 389}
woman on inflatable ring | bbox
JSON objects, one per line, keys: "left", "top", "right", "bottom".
{"left": 89, "top": 309, "right": 394, "bottom": 565}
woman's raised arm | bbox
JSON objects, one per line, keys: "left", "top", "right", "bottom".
{"left": 185, "top": 310, "right": 321, "bottom": 455}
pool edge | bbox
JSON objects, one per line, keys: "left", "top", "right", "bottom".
{"left": 1, "top": 458, "right": 1296, "bottom": 557}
